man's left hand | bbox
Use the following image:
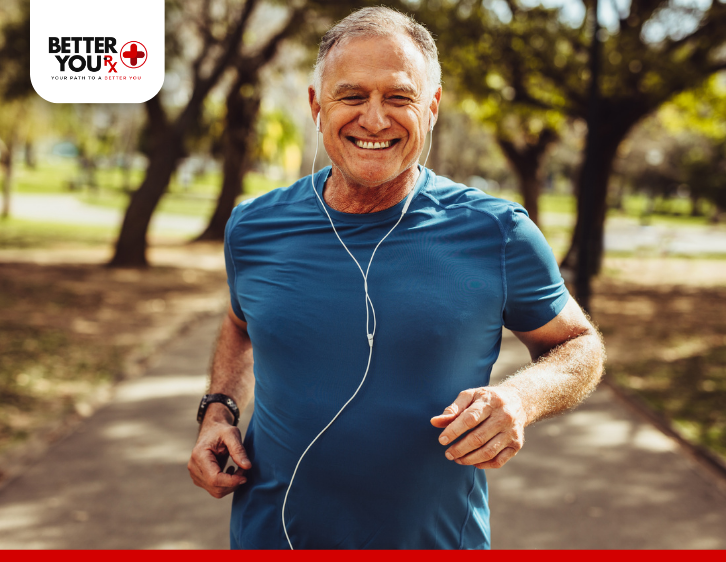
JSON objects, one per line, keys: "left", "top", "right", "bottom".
{"left": 430, "top": 387, "right": 527, "bottom": 469}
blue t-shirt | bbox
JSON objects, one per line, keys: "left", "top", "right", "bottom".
{"left": 224, "top": 166, "right": 569, "bottom": 549}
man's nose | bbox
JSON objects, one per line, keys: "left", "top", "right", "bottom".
{"left": 358, "top": 101, "right": 390, "bottom": 134}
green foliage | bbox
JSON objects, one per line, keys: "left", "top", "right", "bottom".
{"left": 0, "top": 217, "right": 116, "bottom": 249}
{"left": 615, "top": 76, "right": 726, "bottom": 214}
{"left": 661, "top": 74, "right": 726, "bottom": 142}
{"left": 415, "top": 0, "right": 726, "bottom": 122}
{"left": 255, "top": 107, "right": 302, "bottom": 175}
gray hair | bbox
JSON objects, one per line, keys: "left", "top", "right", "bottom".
{"left": 312, "top": 7, "right": 442, "bottom": 102}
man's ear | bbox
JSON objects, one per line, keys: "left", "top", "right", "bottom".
{"left": 309, "top": 86, "right": 321, "bottom": 132}
{"left": 429, "top": 86, "right": 442, "bottom": 129}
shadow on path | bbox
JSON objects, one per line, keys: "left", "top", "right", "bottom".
{"left": 0, "top": 315, "right": 240, "bottom": 549}
{"left": 0, "top": 322, "right": 723, "bottom": 548}
{"left": 488, "top": 335, "right": 726, "bottom": 549}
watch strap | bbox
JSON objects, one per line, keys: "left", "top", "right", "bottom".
{"left": 197, "top": 393, "right": 240, "bottom": 426}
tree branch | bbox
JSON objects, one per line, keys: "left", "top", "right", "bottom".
{"left": 245, "top": 7, "right": 306, "bottom": 71}
{"left": 180, "top": 0, "right": 261, "bottom": 129}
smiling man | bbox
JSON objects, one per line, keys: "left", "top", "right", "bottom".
{"left": 188, "top": 7, "right": 604, "bottom": 550}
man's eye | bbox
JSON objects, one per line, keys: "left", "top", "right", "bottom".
{"left": 343, "top": 96, "right": 365, "bottom": 102}
{"left": 390, "top": 96, "right": 412, "bottom": 103}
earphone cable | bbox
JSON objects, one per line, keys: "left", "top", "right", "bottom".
{"left": 281, "top": 119, "right": 425, "bottom": 550}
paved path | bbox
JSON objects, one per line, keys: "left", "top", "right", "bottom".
{"left": 11, "top": 194, "right": 206, "bottom": 235}
{"left": 0, "top": 317, "right": 724, "bottom": 549}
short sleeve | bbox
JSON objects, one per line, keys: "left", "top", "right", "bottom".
{"left": 502, "top": 207, "right": 570, "bottom": 332}
{"left": 224, "top": 206, "right": 246, "bottom": 322}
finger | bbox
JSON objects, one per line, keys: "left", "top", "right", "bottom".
{"left": 474, "top": 447, "right": 518, "bottom": 470}
{"left": 204, "top": 475, "right": 247, "bottom": 499}
{"left": 223, "top": 429, "right": 252, "bottom": 470}
{"left": 430, "top": 389, "right": 477, "bottom": 429}
{"left": 188, "top": 460, "right": 246, "bottom": 497}
{"left": 438, "top": 397, "right": 493, "bottom": 447}
{"left": 211, "top": 469, "right": 246, "bottom": 489}
{"left": 196, "top": 447, "right": 227, "bottom": 480}
{"left": 451, "top": 431, "right": 508, "bottom": 464}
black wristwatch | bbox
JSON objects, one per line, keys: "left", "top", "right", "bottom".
{"left": 197, "top": 393, "right": 240, "bottom": 426}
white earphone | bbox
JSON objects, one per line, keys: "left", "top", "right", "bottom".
{"left": 282, "top": 106, "right": 434, "bottom": 549}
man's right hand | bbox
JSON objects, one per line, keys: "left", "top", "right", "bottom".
{"left": 188, "top": 403, "right": 252, "bottom": 498}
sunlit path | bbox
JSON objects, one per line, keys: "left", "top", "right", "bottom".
{"left": 0, "top": 322, "right": 724, "bottom": 548}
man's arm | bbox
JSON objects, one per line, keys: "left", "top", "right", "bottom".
{"left": 188, "top": 305, "right": 255, "bottom": 498}
{"left": 430, "top": 296, "right": 605, "bottom": 469}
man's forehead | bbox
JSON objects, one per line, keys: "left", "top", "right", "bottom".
{"left": 321, "top": 34, "right": 427, "bottom": 93}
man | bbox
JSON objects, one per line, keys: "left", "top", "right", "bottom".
{"left": 188, "top": 7, "right": 604, "bottom": 550}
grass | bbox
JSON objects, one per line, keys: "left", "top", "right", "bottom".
{"left": 15, "top": 159, "right": 284, "bottom": 198}
{"left": 608, "top": 348, "right": 726, "bottom": 456}
{"left": 76, "top": 172, "right": 284, "bottom": 218}
{"left": 0, "top": 217, "right": 117, "bottom": 249}
{"left": 593, "top": 278, "right": 726, "bottom": 461}
{"left": 13, "top": 157, "right": 286, "bottom": 218}
{"left": 79, "top": 191, "right": 217, "bottom": 218}
{"left": 0, "top": 261, "right": 227, "bottom": 460}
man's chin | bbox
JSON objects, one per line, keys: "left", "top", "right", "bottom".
{"left": 336, "top": 167, "right": 403, "bottom": 188}
{"left": 332, "top": 160, "right": 420, "bottom": 189}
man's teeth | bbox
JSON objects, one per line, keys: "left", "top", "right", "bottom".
{"left": 355, "top": 139, "right": 391, "bottom": 149}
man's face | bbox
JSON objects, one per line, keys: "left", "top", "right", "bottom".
{"left": 310, "top": 34, "right": 441, "bottom": 188}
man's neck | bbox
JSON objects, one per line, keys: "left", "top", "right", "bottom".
{"left": 323, "top": 166, "right": 420, "bottom": 214}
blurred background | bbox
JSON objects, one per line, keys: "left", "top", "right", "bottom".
{"left": 0, "top": 0, "right": 725, "bottom": 549}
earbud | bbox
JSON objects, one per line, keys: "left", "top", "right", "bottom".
{"left": 429, "top": 110, "right": 435, "bottom": 132}
{"left": 316, "top": 113, "right": 321, "bottom": 132}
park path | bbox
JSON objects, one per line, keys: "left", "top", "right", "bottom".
{"left": 0, "top": 315, "right": 724, "bottom": 549}
{"left": 11, "top": 194, "right": 206, "bottom": 235}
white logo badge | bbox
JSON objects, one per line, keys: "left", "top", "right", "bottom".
{"left": 30, "top": 0, "right": 164, "bottom": 103}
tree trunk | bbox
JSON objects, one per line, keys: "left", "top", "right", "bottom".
{"left": 24, "top": 140, "right": 35, "bottom": 168}
{"left": 1, "top": 136, "right": 15, "bottom": 219}
{"left": 497, "top": 129, "right": 557, "bottom": 227}
{"left": 108, "top": 132, "right": 184, "bottom": 267}
{"left": 571, "top": 1, "right": 603, "bottom": 313}
{"left": 520, "top": 174, "right": 540, "bottom": 226}
{"left": 561, "top": 133, "right": 625, "bottom": 276}
{"left": 194, "top": 78, "right": 261, "bottom": 242}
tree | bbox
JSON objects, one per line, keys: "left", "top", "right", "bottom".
{"left": 195, "top": 8, "right": 305, "bottom": 241}
{"left": 110, "top": 0, "right": 263, "bottom": 267}
{"left": 662, "top": 74, "right": 726, "bottom": 217}
{"left": 616, "top": 73, "right": 726, "bottom": 220}
{"left": 0, "top": 1, "right": 32, "bottom": 219}
{"left": 492, "top": 114, "right": 559, "bottom": 226}
{"left": 409, "top": 0, "right": 726, "bottom": 304}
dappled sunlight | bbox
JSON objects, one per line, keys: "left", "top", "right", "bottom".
{"left": 0, "top": 502, "right": 42, "bottom": 533}
{"left": 0, "top": 317, "right": 234, "bottom": 549}
{"left": 487, "top": 332, "right": 726, "bottom": 549}
{"left": 489, "top": 385, "right": 726, "bottom": 548}
{"left": 631, "top": 425, "right": 679, "bottom": 453}
{"left": 114, "top": 375, "right": 207, "bottom": 403}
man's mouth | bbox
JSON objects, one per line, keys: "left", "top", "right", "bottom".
{"left": 350, "top": 138, "right": 399, "bottom": 150}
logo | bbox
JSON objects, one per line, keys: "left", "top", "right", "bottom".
{"left": 30, "top": 0, "right": 165, "bottom": 103}
{"left": 120, "top": 41, "right": 147, "bottom": 69}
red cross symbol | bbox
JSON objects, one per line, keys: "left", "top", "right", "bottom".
{"left": 119, "top": 41, "right": 148, "bottom": 69}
